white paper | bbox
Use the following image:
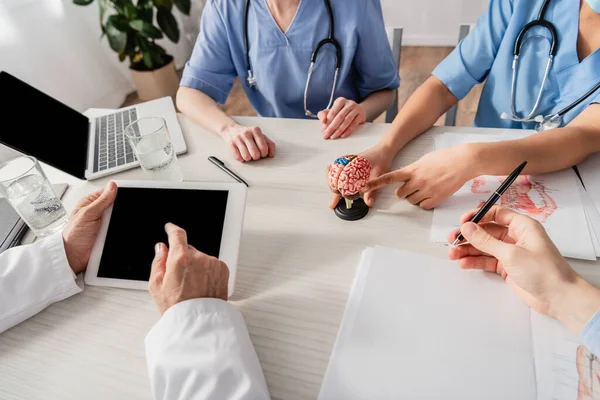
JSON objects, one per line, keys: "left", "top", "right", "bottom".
{"left": 430, "top": 133, "right": 596, "bottom": 261}
{"left": 578, "top": 153, "right": 600, "bottom": 218}
{"left": 577, "top": 179, "right": 600, "bottom": 258}
{"left": 530, "top": 310, "right": 599, "bottom": 400}
{"left": 319, "top": 246, "right": 536, "bottom": 400}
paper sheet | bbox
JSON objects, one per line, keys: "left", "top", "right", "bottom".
{"left": 430, "top": 133, "right": 596, "bottom": 261}
{"left": 577, "top": 179, "right": 600, "bottom": 258}
{"left": 530, "top": 310, "right": 599, "bottom": 400}
{"left": 578, "top": 153, "right": 600, "bottom": 219}
{"left": 319, "top": 246, "right": 536, "bottom": 400}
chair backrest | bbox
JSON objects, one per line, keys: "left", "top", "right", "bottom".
{"left": 385, "top": 27, "right": 403, "bottom": 123}
{"left": 445, "top": 24, "right": 473, "bottom": 126}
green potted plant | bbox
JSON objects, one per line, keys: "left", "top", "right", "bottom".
{"left": 73, "top": 0, "right": 191, "bottom": 101}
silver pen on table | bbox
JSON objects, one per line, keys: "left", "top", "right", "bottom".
{"left": 208, "top": 156, "right": 249, "bottom": 187}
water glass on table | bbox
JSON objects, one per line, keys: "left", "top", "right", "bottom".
{"left": 124, "top": 117, "right": 183, "bottom": 181}
{"left": 0, "top": 156, "right": 68, "bottom": 237}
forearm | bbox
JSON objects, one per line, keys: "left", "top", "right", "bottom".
{"left": 360, "top": 89, "right": 395, "bottom": 122}
{"left": 0, "top": 233, "right": 82, "bottom": 334}
{"left": 176, "top": 86, "right": 239, "bottom": 136}
{"left": 378, "top": 76, "right": 457, "bottom": 157}
{"left": 555, "top": 276, "right": 600, "bottom": 341}
{"left": 469, "top": 126, "right": 600, "bottom": 177}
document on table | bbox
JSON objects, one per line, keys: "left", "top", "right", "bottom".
{"left": 319, "top": 246, "right": 596, "bottom": 400}
{"left": 578, "top": 153, "right": 600, "bottom": 217}
{"left": 319, "top": 246, "right": 537, "bottom": 400}
{"left": 577, "top": 179, "right": 600, "bottom": 257}
{"left": 430, "top": 133, "right": 596, "bottom": 261}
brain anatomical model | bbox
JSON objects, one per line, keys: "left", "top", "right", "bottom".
{"left": 328, "top": 155, "right": 372, "bottom": 208}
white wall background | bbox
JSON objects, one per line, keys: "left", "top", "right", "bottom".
{"left": 381, "top": 0, "right": 488, "bottom": 46}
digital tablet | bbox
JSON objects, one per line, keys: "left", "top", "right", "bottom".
{"left": 84, "top": 180, "right": 247, "bottom": 296}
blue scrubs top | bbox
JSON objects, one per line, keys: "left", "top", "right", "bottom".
{"left": 433, "top": 0, "right": 600, "bottom": 130}
{"left": 181, "top": 0, "right": 400, "bottom": 119}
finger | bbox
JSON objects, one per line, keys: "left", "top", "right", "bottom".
{"left": 460, "top": 205, "right": 523, "bottom": 226}
{"left": 228, "top": 142, "right": 243, "bottom": 162}
{"left": 405, "top": 190, "right": 429, "bottom": 206}
{"left": 447, "top": 222, "right": 509, "bottom": 244}
{"left": 80, "top": 181, "right": 118, "bottom": 220}
{"left": 73, "top": 187, "right": 104, "bottom": 215}
{"left": 363, "top": 190, "right": 377, "bottom": 207}
{"left": 459, "top": 222, "right": 512, "bottom": 259}
{"left": 340, "top": 118, "right": 361, "bottom": 138}
{"left": 242, "top": 136, "right": 261, "bottom": 160}
{"left": 418, "top": 198, "right": 437, "bottom": 210}
{"left": 252, "top": 128, "right": 269, "bottom": 158}
{"left": 329, "top": 193, "right": 342, "bottom": 209}
{"left": 165, "top": 223, "right": 188, "bottom": 254}
{"left": 318, "top": 110, "right": 329, "bottom": 124}
{"left": 330, "top": 111, "right": 358, "bottom": 140}
{"left": 456, "top": 256, "right": 500, "bottom": 273}
{"left": 395, "top": 181, "right": 419, "bottom": 199}
{"left": 323, "top": 104, "right": 353, "bottom": 139}
{"left": 149, "top": 243, "right": 167, "bottom": 289}
{"left": 365, "top": 168, "right": 412, "bottom": 192}
{"left": 327, "top": 98, "right": 346, "bottom": 124}
{"left": 236, "top": 140, "right": 252, "bottom": 162}
{"left": 266, "top": 136, "right": 276, "bottom": 158}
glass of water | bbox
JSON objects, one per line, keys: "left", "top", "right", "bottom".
{"left": 0, "top": 156, "right": 68, "bottom": 237}
{"left": 124, "top": 117, "right": 183, "bottom": 181}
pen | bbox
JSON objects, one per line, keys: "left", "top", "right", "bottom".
{"left": 452, "top": 161, "right": 528, "bottom": 246}
{"left": 208, "top": 156, "right": 249, "bottom": 187}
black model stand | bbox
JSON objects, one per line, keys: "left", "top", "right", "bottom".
{"left": 334, "top": 198, "right": 369, "bottom": 221}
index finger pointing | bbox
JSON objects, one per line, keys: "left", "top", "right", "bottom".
{"left": 165, "top": 223, "right": 188, "bottom": 253}
{"left": 364, "top": 168, "right": 412, "bottom": 192}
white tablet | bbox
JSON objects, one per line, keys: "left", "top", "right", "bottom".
{"left": 84, "top": 180, "right": 247, "bottom": 297}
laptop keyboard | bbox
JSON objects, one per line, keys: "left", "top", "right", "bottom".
{"left": 93, "top": 108, "right": 138, "bottom": 173}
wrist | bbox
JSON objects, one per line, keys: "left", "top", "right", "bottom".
{"left": 552, "top": 275, "right": 600, "bottom": 335}
{"left": 217, "top": 121, "right": 239, "bottom": 137}
{"left": 461, "top": 143, "right": 485, "bottom": 179}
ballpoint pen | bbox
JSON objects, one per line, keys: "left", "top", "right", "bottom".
{"left": 452, "top": 161, "right": 528, "bottom": 246}
{"left": 208, "top": 156, "right": 249, "bottom": 187}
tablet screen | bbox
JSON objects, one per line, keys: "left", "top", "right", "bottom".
{"left": 97, "top": 187, "right": 229, "bottom": 281}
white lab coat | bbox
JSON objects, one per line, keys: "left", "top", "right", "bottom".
{"left": 0, "top": 233, "right": 270, "bottom": 399}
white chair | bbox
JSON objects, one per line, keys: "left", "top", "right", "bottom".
{"left": 445, "top": 24, "right": 473, "bottom": 126}
{"left": 385, "top": 27, "right": 403, "bottom": 123}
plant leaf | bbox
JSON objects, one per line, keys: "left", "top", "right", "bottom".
{"left": 98, "top": 0, "right": 109, "bottom": 25}
{"left": 118, "top": 52, "right": 126, "bottom": 62}
{"left": 123, "top": 3, "right": 137, "bottom": 19}
{"left": 73, "top": 0, "right": 94, "bottom": 5}
{"left": 173, "top": 0, "right": 190, "bottom": 15}
{"left": 105, "top": 19, "right": 127, "bottom": 52}
{"left": 129, "top": 20, "right": 163, "bottom": 39}
{"left": 152, "top": 0, "right": 173, "bottom": 8}
{"left": 142, "top": 51, "right": 154, "bottom": 69}
{"left": 157, "top": 7, "right": 179, "bottom": 43}
{"left": 107, "top": 14, "right": 130, "bottom": 31}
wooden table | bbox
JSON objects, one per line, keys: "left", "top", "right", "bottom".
{"left": 1, "top": 116, "right": 599, "bottom": 400}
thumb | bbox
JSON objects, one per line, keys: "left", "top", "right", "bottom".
{"left": 150, "top": 243, "right": 167, "bottom": 285}
{"left": 83, "top": 181, "right": 118, "bottom": 219}
{"left": 461, "top": 222, "right": 511, "bottom": 258}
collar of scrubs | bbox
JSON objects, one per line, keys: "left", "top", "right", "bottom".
{"left": 584, "top": 0, "right": 600, "bottom": 14}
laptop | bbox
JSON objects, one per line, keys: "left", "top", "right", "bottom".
{"left": 0, "top": 71, "right": 187, "bottom": 180}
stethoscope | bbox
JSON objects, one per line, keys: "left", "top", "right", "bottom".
{"left": 244, "top": 0, "right": 342, "bottom": 118}
{"left": 500, "top": 0, "right": 600, "bottom": 131}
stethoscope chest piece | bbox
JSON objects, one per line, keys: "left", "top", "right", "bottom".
{"left": 535, "top": 114, "right": 563, "bottom": 132}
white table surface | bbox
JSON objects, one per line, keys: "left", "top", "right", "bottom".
{"left": 1, "top": 116, "right": 599, "bottom": 400}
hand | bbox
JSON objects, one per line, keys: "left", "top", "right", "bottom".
{"left": 319, "top": 97, "right": 366, "bottom": 140}
{"left": 447, "top": 206, "right": 600, "bottom": 334}
{"left": 220, "top": 124, "right": 276, "bottom": 162}
{"left": 149, "top": 223, "right": 230, "bottom": 314}
{"left": 62, "top": 181, "right": 118, "bottom": 274}
{"left": 328, "top": 145, "right": 393, "bottom": 209}
{"left": 364, "top": 144, "right": 476, "bottom": 210}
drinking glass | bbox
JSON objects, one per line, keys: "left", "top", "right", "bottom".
{"left": 0, "top": 156, "right": 68, "bottom": 237}
{"left": 124, "top": 117, "right": 183, "bottom": 181}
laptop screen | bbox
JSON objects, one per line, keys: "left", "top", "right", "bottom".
{"left": 0, "top": 72, "right": 89, "bottom": 179}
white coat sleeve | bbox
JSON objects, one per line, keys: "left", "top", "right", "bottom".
{"left": 0, "top": 232, "right": 82, "bottom": 334}
{"left": 145, "top": 298, "right": 270, "bottom": 400}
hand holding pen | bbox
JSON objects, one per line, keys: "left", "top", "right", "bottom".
{"left": 452, "top": 161, "right": 527, "bottom": 246}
